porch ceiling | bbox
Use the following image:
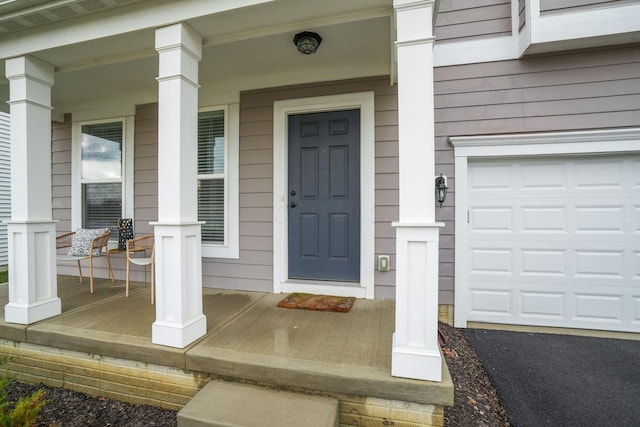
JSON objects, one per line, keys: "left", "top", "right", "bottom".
{"left": 0, "top": 0, "right": 394, "bottom": 113}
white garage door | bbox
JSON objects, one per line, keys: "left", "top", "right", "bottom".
{"left": 465, "top": 154, "right": 640, "bottom": 332}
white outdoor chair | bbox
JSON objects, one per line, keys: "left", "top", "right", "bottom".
{"left": 125, "top": 234, "right": 155, "bottom": 305}
{"left": 56, "top": 228, "right": 115, "bottom": 293}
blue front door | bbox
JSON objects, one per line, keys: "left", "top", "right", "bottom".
{"left": 288, "top": 109, "right": 361, "bottom": 281}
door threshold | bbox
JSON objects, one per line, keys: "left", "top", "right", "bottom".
{"left": 281, "top": 280, "right": 366, "bottom": 299}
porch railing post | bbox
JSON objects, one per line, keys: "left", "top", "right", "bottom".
{"left": 391, "top": 0, "right": 443, "bottom": 382}
{"left": 4, "top": 56, "right": 61, "bottom": 324}
{"left": 151, "top": 23, "right": 206, "bottom": 348}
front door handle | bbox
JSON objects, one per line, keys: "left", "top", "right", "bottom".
{"left": 289, "top": 201, "right": 297, "bottom": 208}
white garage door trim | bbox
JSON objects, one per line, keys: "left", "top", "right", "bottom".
{"left": 451, "top": 127, "right": 640, "bottom": 330}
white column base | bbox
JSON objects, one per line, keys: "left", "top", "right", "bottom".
{"left": 392, "top": 223, "right": 443, "bottom": 382}
{"left": 152, "top": 315, "right": 207, "bottom": 348}
{"left": 392, "top": 333, "right": 442, "bottom": 381}
{"left": 151, "top": 222, "right": 206, "bottom": 348}
{"left": 5, "top": 221, "right": 61, "bottom": 324}
{"left": 5, "top": 298, "right": 62, "bottom": 325}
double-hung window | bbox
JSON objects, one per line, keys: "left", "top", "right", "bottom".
{"left": 198, "top": 105, "right": 239, "bottom": 258}
{"left": 72, "top": 117, "right": 133, "bottom": 237}
{"left": 198, "top": 109, "right": 225, "bottom": 244}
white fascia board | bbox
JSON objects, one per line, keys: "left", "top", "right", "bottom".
{"left": 529, "top": 4, "right": 640, "bottom": 45}
{"left": 0, "top": 0, "right": 274, "bottom": 60}
{"left": 434, "top": 35, "right": 518, "bottom": 67}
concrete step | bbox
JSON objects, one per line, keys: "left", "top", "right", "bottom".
{"left": 178, "top": 380, "right": 340, "bottom": 427}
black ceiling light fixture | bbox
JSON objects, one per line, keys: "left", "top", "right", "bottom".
{"left": 293, "top": 31, "right": 322, "bottom": 54}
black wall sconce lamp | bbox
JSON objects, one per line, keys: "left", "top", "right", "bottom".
{"left": 435, "top": 174, "right": 448, "bottom": 207}
{"left": 293, "top": 31, "right": 322, "bottom": 54}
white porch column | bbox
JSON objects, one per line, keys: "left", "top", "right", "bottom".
{"left": 4, "top": 56, "right": 61, "bottom": 324}
{"left": 151, "top": 23, "right": 206, "bottom": 348}
{"left": 391, "top": 0, "right": 443, "bottom": 382}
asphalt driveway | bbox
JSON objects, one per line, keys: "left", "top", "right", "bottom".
{"left": 463, "top": 328, "right": 640, "bottom": 427}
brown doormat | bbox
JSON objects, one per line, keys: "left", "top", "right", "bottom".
{"left": 277, "top": 293, "right": 356, "bottom": 313}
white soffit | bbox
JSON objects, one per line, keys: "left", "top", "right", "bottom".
{"left": 0, "top": 0, "right": 145, "bottom": 36}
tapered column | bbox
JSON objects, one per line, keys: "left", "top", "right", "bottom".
{"left": 4, "top": 56, "right": 61, "bottom": 324}
{"left": 151, "top": 23, "right": 206, "bottom": 348}
{"left": 392, "top": 0, "right": 443, "bottom": 381}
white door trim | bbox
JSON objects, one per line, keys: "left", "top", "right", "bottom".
{"left": 273, "top": 92, "right": 375, "bottom": 299}
{"left": 451, "top": 127, "right": 640, "bottom": 328}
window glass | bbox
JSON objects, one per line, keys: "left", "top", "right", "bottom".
{"left": 81, "top": 122, "right": 123, "bottom": 180}
{"left": 198, "top": 110, "right": 226, "bottom": 244}
{"left": 80, "top": 121, "right": 124, "bottom": 235}
{"left": 198, "top": 110, "right": 225, "bottom": 175}
{"left": 82, "top": 182, "right": 122, "bottom": 231}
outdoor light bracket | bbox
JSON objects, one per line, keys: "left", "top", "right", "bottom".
{"left": 435, "top": 174, "right": 448, "bottom": 207}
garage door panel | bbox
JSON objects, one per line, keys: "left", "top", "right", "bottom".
{"left": 465, "top": 154, "right": 640, "bottom": 332}
{"left": 575, "top": 250, "right": 624, "bottom": 279}
{"left": 521, "top": 249, "right": 566, "bottom": 277}
{"left": 470, "top": 204, "right": 632, "bottom": 234}
{"left": 521, "top": 206, "right": 567, "bottom": 233}
{"left": 574, "top": 293, "right": 624, "bottom": 322}
{"left": 468, "top": 164, "right": 512, "bottom": 192}
{"left": 520, "top": 291, "right": 565, "bottom": 318}
{"left": 470, "top": 207, "right": 512, "bottom": 232}
{"left": 468, "top": 246, "right": 637, "bottom": 281}
{"left": 467, "top": 283, "right": 640, "bottom": 331}
{"left": 574, "top": 158, "right": 627, "bottom": 190}
{"left": 468, "top": 288, "right": 512, "bottom": 316}
{"left": 575, "top": 206, "right": 626, "bottom": 233}
{"left": 521, "top": 162, "right": 567, "bottom": 190}
{"left": 469, "top": 248, "right": 513, "bottom": 275}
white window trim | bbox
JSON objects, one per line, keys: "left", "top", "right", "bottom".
{"left": 71, "top": 116, "right": 134, "bottom": 232}
{"left": 273, "top": 92, "right": 376, "bottom": 299}
{"left": 450, "top": 127, "right": 640, "bottom": 328}
{"left": 200, "top": 102, "right": 239, "bottom": 259}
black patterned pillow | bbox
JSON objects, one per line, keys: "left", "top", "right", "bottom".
{"left": 69, "top": 228, "right": 109, "bottom": 257}
{"left": 117, "top": 218, "right": 134, "bottom": 251}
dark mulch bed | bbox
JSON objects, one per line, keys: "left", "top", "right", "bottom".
{"left": 4, "top": 323, "right": 508, "bottom": 426}
{"left": 440, "top": 322, "right": 510, "bottom": 427}
{"left": 5, "top": 382, "right": 177, "bottom": 427}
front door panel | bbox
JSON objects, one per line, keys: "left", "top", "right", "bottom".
{"left": 288, "top": 110, "right": 360, "bottom": 281}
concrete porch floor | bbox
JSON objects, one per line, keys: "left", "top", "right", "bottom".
{"left": 0, "top": 275, "right": 453, "bottom": 411}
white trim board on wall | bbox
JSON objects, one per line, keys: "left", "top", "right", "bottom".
{"left": 273, "top": 92, "right": 376, "bottom": 299}
{"left": 450, "top": 127, "right": 640, "bottom": 328}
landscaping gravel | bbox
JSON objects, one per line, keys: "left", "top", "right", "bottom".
{"left": 440, "top": 322, "right": 510, "bottom": 427}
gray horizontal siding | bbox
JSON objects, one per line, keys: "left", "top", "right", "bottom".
{"left": 435, "top": 0, "right": 512, "bottom": 43}
{"left": 199, "top": 77, "right": 406, "bottom": 298}
{"left": 49, "top": 77, "right": 451, "bottom": 300}
{"left": 52, "top": 115, "right": 85, "bottom": 276}
{"left": 52, "top": 116, "right": 72, "bottom": 234}
{"left": 133, "top": 103, "right": 158, "bottom": 237}
{"left": 0, "top": 112, "right": 10, "bottom": 267}
{"left": 434, "top": 46, "right": 640, "bottom": 136}
{"left": 434, "top": 45, "right": 640, "bottom": 305}
{"left": 540, "top": 0, "right": 634, "bottom": 15}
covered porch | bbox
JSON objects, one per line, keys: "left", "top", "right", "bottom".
{"left": 0, "top": 275, "right": 452, "bottom": 425}
{"left": 1, "top": 0, "right": 446, "bottom": 405}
